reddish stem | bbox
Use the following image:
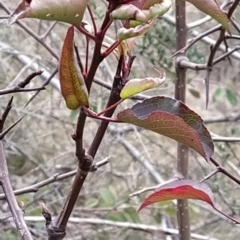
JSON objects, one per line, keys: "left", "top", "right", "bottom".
{"left": 87, "top": 5, "right": 97, "bottom": 35}
{"left": 97, "top": 99, "right": 123, "bottom": 116}
{"left": 85, "top": 38, "right": 90, "bottom": 74}
{"left": 102, "top": 40, "right": 121, "bottom": 58}
{"left": 75, "top": 25, "right": 97, "bottom": 41}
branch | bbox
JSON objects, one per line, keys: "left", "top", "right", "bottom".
{"left": 0, "top": 71, "right": 44, "bottom": 95}
{"left": 23, "top": 216, "right": 219, "bottom": 240}
{"left": 0, "top": 2, "right": 59, "bottom": 60}
{"left": 0, "top": 157, "right": 109, "bottom": 200}
{"left": 47, "top": 4, "right": 123, "bottom": 238}
{"left": 0, "top": 100, "right": 32, "bottom": 239}
{"left": 210, "top": 157, "right": 240, "bottom": 185}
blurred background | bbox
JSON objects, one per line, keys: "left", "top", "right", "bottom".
{"left": 0, "top": 0, "right": 240, "bottom": 239}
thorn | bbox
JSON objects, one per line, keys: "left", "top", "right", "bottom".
{"left": 0, "top": 116, "right": 24, "bottom": 140}
{"left": 0, "top": 97, "right": 14, "bottom": 132}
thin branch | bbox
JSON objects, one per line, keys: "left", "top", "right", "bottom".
{"left": 24, "top": 68, "right": 58, "bottom": 108}
{"left": 0, "top": 157, "right": 109, "bottom": 200}
{"left": 23, "top": 216, "right": 219, "bottom": 240}
{"left": 130, "top": 179, "right": 178, "bottom": 197}
{"left": 0, "top": 116, "right": 24, "bottom": 140}
{"left": 0, "top": 97, "right": 13, "bottom": 132}
{"left": 210, "top": 157, "right": 240, "bottom": 185}
{"left": 0, "top": 100, "right": 32, "bottom": 239}
{"left": 87, "top": 4, "right": 97, "bottom": 35}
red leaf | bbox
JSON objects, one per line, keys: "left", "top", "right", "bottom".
{"left": 117, "top": 96, "right": 214, "bottom": 161}
{"left": 138, "top": 179, "right": 214, "bottom": 212}
{"left": 138, "top": 179, "right": 240, "bottom": 225}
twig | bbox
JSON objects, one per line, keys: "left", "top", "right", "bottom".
{"left": 0, "top": 100, "right": 33, "bottom": 239}
{"left": 0, "top": 157, "right": 110, "bottom": 200}
{"left": 200, "top": 168, "right": 220, "bottom": 182}
{"left": 210, "top": 157, "right": 240, "bottom": 185}
{"left": 130, "top": 179, "right": 177, "bottom": 197}
{"left": 0, "top": 116, "right": 24, "bottom": 140}
{"left": 23, "top": 216, "right": 219, "bottom": 240}
{"left": 24, "top": 68, "right": 58, "bottom": 108}
{"left": 0, "top": 2, "right": 59, "bottom": 60}
{"left": 0, "top": 70, "right": 44, "bottom": 95}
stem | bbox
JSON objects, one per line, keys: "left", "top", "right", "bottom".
{"left": 97, "top": 99, "right": 123, "bottom": 116}
{"left": 0, "top": 142, "right": 33, "bottom": 240}
{"left": 175, "top": 1, "right": 190, "bottom": 240}
{"left": 47, "top": 4, "right": 122, "bottom": 238}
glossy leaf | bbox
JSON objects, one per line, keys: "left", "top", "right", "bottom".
{"left": 138, "top": 179, "right": 214, "bottom": 211}
{"left": 138, "top": 179, "right": 240, "bottom": 224}
{"left": 59, "top": 26, "right": 88, "bottom": 110}
{"left": 120, "top": 68, "right": 166, "bottom": 99}
{"left": 185, "top": 0, "right": 230, "bottom": 32}
{"left": 9, "top": 0, "right": 89, "bottom": 25}
{"left": 117, "top": 96, "right": 214, "bottom": 160}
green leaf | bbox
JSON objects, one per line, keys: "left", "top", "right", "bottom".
{"left": 117, "top": 96, "right": 214, "bottom": 161}
{"left": 213, "top": 87, "right": 224, "bottom": 100}
{"left": 100, "top": 188, "right": 116, "bottom": 207}
{"left": 123, "top": 207, "right": 140, "bottom": 223}
{"left": 9, "top": 0, "right": 89, "bottom": 25}
{"left": 185, "top": 0, "right": 230, "bottom": 33}
{"left": 120, "top": 68, "right": 166, "bottom": 99}
{"left": 225, "top": 89, "right": 237, "bottom": 106}
{"left": 213, "top": 87, "right": 238, "bottom": 106}
{"left": 85, "top": 198, "right": 99, "bottom": 208}
{"left": 59, "top": 26, "right": 88, "bottom": 110}
{"left": 189, "top": 88, "right": 200, "bottom": 99}
{"left": 108, "top": 212, "right": 126, "bottom": 222}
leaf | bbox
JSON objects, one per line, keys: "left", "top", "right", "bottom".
{"left": 117, "top": 96, "right": 214, "bottom": 160}
{"left": 9, "top": 0, "right": 89, "bottom": 25}
{"left": 117, "top": 17, "right": 156, "bottom": 40}
{"left": 189, "top": 88, "right": 200, "bottom": 99}
{"left": 59, "top": 26, "right": 88, "bottom": 110}
{"left": 121, "top": 0, "right": 172, "bottom": 28}
{"left": 100, "top": 188, "right": 116, "bottom": 207}
{"left": 213, "top": 87, "right": 238, "bottom": 106}
{"left": 185, "top": 0, "right": 230, "bottom": 33}
{"left": 225, "top": 89, "right": 237, "bottom": 106}
{"left": 138, "top": 179, "right": 240, "bottom": 225}
{"left": 85, "top": 198, "right": 99, "bottom": 208}
{"left": 123, "top": 207, "right": 140, "bottom": 223}
{"left": 111, "top": 4, "right": 148, "bottom": 23}
{"left": 138, "top": 179, "right": 214, "bottom": 211}
{"left": 120, "top": 68, "right": 166, "bottom": 99}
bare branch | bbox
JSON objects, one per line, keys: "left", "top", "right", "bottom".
{"left": 0, "top": 142, "right": 33, "bottom": 239}
{"left": 23, "top": 216, "right": 219, "bottom": 240}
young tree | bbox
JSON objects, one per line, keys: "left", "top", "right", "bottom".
{"left": 0, "top": 0, "right": 240, "bottom": 239}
